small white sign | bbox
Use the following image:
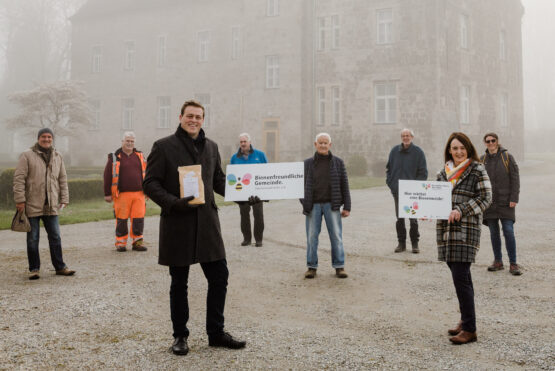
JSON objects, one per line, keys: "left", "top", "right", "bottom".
{"left": 181, "top": 171, "right": 200, "bottom": 198}
{"left": 398, "top": 180, "right": 452, "bottom": 220}
{"left": 225, "top": 162, "right": 304, "bottom": 201}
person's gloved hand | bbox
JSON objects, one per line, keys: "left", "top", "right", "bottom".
{"left": 248, "top": 196, "right": 261, "bottom": 205}
{"left": 172, "top": 196, "right": 199, "bottom": 212}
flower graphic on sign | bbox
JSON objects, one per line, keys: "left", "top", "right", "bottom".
{"left": 422, "top": 183, "right": 432, "bottom": 190}
{"left": 227, "top": 173, "right": 252, "bottom": 191}
{"left": 404, "top": 201, "right": 419, "bottom": 215}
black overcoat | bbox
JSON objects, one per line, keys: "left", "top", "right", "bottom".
{"left": 482, "top": 146, "right": 520, "bottom": 224}
{"left": 143, "top": 126, "right": 226, "bottom": 266}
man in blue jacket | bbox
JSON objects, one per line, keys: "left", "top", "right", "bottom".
{"left": 230, "top": 133, "right": 268, "bottom": 247}
{"left": 386, "top": 128, "right": 428, "bottom": 253}
{"left": 301, "top": 133, "right": 351, "bottom": 279}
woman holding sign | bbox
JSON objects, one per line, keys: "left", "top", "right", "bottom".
{"left": 436, "top": 132, "right": 492, "bottom": 345}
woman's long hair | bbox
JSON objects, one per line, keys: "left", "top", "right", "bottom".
{"left": 444, "top": 132, "right": 480, "bottom": 164}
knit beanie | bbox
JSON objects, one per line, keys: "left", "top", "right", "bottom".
{"left": 37, "top": 127, "right": 54, "bottom": 139}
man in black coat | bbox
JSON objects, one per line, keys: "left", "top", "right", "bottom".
{"left": 386, "top": 128, "right": 428, "bottom": 253}
{"left": 143, "top": 100, "right": 246, "bottom": 356}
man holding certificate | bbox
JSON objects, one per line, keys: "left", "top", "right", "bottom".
{"left": 143, "top": 100, "right": 245, "bottom": 356}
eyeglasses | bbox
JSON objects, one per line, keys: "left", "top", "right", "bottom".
{"left": 485, "top": 139, "right": 497, "bottom": 144}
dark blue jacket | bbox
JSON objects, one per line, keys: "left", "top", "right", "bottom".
{"left": 386, "top": 143, "right": 428, "bottom": 195}
{"left": 230, "top": 146, "right": 268, "bottom": 164}
{"left": 301, "top": 152, "right": 351, "bottom": 215}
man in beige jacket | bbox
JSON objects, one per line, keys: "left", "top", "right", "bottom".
{"left": 13, "top": 128, "right": 75, "bottom": 280}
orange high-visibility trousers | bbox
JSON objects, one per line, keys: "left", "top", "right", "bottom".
{"left": 113, "top": 191, "right": 146, "bottom": 248}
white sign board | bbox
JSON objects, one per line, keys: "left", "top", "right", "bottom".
{"left": 224, "top": 162, "right": 304, "bottom": 201}
{"left": 398, "top": 180, "right": 452, "bottom": 220}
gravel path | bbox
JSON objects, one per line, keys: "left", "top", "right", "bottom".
{"left": 0, "top": 163, "right": 554, "bottom": 370}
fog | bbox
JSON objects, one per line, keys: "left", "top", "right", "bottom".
{"left": 0, "top": 0, "right": 554, "bottom": 167}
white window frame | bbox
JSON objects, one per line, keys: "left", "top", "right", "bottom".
{"left": 376, "top": 8, "right": 393, "bottom": 45}
{"left": 158, "top": 35, "right": 167, "bottom": 67}
{"left": 231, "top": 26, "right": 242, "bottom": 59}
{"left": 499, "top": 30, "right": 506, "bottom": 61}
{"left": 331, "top": 15, "right": 340, "bottom": 49}
{"left": 460, "top": 85, "right": 470, "bottom": 124}
{"left": 197, "top": 31, "right": 210, "bottom": 62}
{"left": 374, "top": 82, "right": 397, "bottom": 124}
{"left": 317, "top": 87, "right": 325, "bottom": 126}
{"left": 460, "top": 14, "right": 469, "bottom": 49}
{"left": 123, "top": 41, "right": 135, "bottom": 71}
{"left": 91, "top": 45, "right": 102, "bottom": 73}
{"left": 122, "top": 98, "right": 135, "bottom": 130}
{"left": 90, "top": 100, "right": 101, "bottom": 130}
{"left": 157, "top": 96, "right": 171, "bottom": 129}
{"left": 317, "top": 17, "right": 326, "bottom": 51}
{"left": 267, "top": 0, "right": 279, "bottom": 17}
{"left": 500, "top": 93, "right": 508, "bottom": 127}
{"left": 194, "top": 93, "right": 211, "bottom": 127}
{"left": 332, "top": 86, "right": 341, "bottom": 126}
{"left": 266, "top": 55, "right": 280, "bottom": 89}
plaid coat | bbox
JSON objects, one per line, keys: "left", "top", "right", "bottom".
{"left": 436, "top": 161, "right": 492, "bottom": 262}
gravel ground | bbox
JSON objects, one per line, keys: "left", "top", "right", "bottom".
{"left": 0, "top": 162, "right": 554, "bottom": 370}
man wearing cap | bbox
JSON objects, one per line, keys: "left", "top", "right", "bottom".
{"left": 13, "top": 128, "right": 75, "bottom": 280}
{"left": 103, "top": 131, "right": 148, "bottom": 252}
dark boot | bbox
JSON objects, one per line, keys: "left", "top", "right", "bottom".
{"left": 411, "top": 241, "right": 419, "bottom": 254}
{"left": 208, "top": 332, "right": 246, "bottom": 349}
{"left": 394, "top": 241, "right": 406, "bottom": 253}
{"left": 172, "top": 336, "right": 189, "bottom": 355}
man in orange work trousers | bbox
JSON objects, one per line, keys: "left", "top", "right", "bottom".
{"left": 103, "top": 131, "right": 148, "bottom": 252}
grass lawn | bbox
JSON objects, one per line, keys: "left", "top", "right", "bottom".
{"left": 0, "top": 176, "right": 384, "bottom": 230}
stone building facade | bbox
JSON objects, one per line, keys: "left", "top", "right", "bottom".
{"left": 70, "top": 0, "right": 524, "bottom": 172}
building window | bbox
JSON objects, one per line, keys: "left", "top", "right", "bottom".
{"left": 377, "top": 9, "right": 393, "bottom": 45}
{"left": 460, "top": 14, "right": 469, "bottom": 49}
{"left": 317, "top": 17, "right": 326, "bottom": 51}
{"left": 231, "top": 26, "right": 242, "bottom": 59}
{"left": 91, "top": 45, "right": 102, "bottom": 73}
{"left": 374, "top": 82, "right": 397, "bottom": 124}
{"left": 194, "top": 93, "right": 211, "bottom": 127}
{"left": 332, "top": 86, "right": 341, "bottom": 126}
{"left": 501, "top": 93, "right": 508, "bottom": 127}
{"left": 266, "top": 55, "right": 280, "bottom": 88}
{"left": 158, "top": 35, "right": 167, "bottom": 67}
{"left": 317, "top": 87, "right": 325, "bottom": 126}
{"left": 197, "top": 31, "right": 210, "bottom": 62}
{"left": 123, "top": 41, "right": 135, "bottom": 71}
{"left": 331, "top": 15, "right": 340, "bottom": 49}
{"left": 157, "top": 96, "right": 171, "bottom": 129}
{"left": 499, "top": 30, "right": 506, "bottom": 61}
{"left": 90, "top": 100, "right": 100, "bottom": 130}
{"left": 460, "top": 85, "right": 470, "bottom": 124}
{"left": 267, "top": 0, "right": 279, "bottom": 17}
{"left": 122, "top": 98, "right": 135, "bottom": 129}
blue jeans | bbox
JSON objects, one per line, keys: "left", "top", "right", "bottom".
{"left": 487, "top": 219, "right": 517, "bottom": 264}
{"left": 27, "top": 215, "right": 66, "bottom": 272}
{"left": 306, "top": 203, "right": 345, "bottom": 269}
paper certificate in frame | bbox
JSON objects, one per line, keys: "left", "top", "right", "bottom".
{"left": 178, "top": 165, "right": 205, "bottom": 205}
{"left": 398, "top": 180, "right": 452, "bottom": 220}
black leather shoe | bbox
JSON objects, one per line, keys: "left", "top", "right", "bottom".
{"left": 255, "top": 241, "right": 263, "bottom": 247}
{"left": 208, "top": 332, "right": 246, "bottom": 349}
{"left": 240, "top": 240, "right": 251, "bottom": 246}
{"left": 172, "top": 336, "right": 189, "bottom": 355}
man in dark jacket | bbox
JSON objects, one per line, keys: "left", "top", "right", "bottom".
{"left": 143, "top": 100, "right": 246, "bottom": 356}
{"left": 301, "top": 133, "right": 351, "bottom": 279}
{"left": 386, "top": 128, "right": 428, "bottom": 253}
{"left": 481, "top": 132, "right": 521, "bottom": 275}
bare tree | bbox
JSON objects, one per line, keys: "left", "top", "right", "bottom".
{"left": 7, "top": 80, "right": 92, "bottom": 137}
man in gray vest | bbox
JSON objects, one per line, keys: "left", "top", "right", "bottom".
{"left": 386, "top": 128, "right": 428, "bottom": 253}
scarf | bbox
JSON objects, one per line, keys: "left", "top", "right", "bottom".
{"left": 445, "top": 159, "right": 470, "bottom": 186}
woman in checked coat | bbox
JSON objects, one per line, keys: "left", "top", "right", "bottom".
{"left": 436, "top": 132, "right": 492, "bottom": 345}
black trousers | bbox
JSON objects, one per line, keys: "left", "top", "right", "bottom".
{"left": 239, "top": 202, "right": 264, "bottom": 243}
{"left": 169, "top": 259, "right": 229, "bottom": 338}
{"left": 447, "top": 262, "right": 476, "bottom": 333}
{"left": 393, "top": 194, "right": 419, "bottom": 242}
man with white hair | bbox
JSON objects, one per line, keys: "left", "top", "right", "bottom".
{"left": 301, "top": 133, "right": 351, "bottom": 279}
{"left": 230, "top": 133, "right": 268, "bottom": 247}
{"left": 386, "top": 128, "right": 428, "bottom": 253}
{"left": 103, "top": 131, "right": 148, "bottom": 251}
